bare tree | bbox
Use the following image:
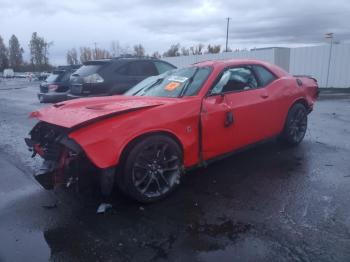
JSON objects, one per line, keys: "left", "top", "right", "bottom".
{"left": 121, "top": 44, "right": 130, "bottom": 55}
{"left": 190, "top": 44, "right": 204, "bottom": 55}
{"left": 66, "top": 48, "right": 79, "bottom": 65}
{"left": 163, "top": 43, "right": 181, "bottom": 57}
{"left": 151, "top": 51, "right": 161, "bottom": 58}
{"left": 181, "top": 47, "right": 190, "bottom": 56}
{"left": 29, "top": 32, "right": 52, "bottom": 70}
{"left": 207, "top": 44, "right": 221, "bottom": 54}
{"left": 43, "top": 41, "right": 53, "bottom": 66}
{"left": 0, "top": 35, "right": 9, "bottom": 71}
{"left": 79, "top": 47, "right": 93, "bottom": 63}
{"left": 93, "top": 48, "right": 111, "bottom": 60}
{"left": 111, "top": 41, "right": 121, "bottom": 57}
{"left": 133, "top": 44, "right": 145, "bottom": 57}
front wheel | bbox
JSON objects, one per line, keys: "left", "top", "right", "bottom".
{"left": 280, "top": 103, "right": 308, "bottom": 146}
{"left": 121, "top": 135, "right": 183, "bottom": 203}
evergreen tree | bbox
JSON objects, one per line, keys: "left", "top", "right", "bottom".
{"left": 8, "top": 35, "right": 24, "bottom": 71}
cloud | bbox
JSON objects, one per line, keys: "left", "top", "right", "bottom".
{"left": 0, "top": 0, "right": 349, "bottom": 64}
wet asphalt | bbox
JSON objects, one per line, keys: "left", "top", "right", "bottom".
{"left": 0, "top": 79, "right": 349, "bottom": 262}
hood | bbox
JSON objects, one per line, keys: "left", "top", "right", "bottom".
{"left": 30, "top": 96, "right": 174, "bottom": 129}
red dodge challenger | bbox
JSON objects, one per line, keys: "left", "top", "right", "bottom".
{"left": 25, "top": 59, "right": 318, "bottom": 202}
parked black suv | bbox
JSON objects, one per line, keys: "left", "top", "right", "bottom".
{"left": 38, "top": 65, "right": 81, "bottom": 103}
{"left": 68, "top": 57, "right": 176, "bottom": 99}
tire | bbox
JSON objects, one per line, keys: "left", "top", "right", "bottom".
{"left": 121, "top": 134, "right": 183, "bottom": 203}
{"left": 280, "top": 103, "right": 308, "bottom": 146}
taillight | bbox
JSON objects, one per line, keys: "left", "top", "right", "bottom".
{"left": 48, "top": 84, "right": 58, "bottom": 91}
{"left": 83, "top": 73, "right": 104, "bottom": 84}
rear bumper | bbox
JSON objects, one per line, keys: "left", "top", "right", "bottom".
{"left": 38, "top": 92, "right": 67, "bottom": 103}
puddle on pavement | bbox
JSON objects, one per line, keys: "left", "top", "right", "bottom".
{"left": 197, "top": 236, "right": 271, "bottom": 262}
{"left": 0, "top": 227, "right": 50, "bottom": 262}
{"left": 185, "top": 220, "right": 253, "bottom": 254}
{"left": 187, "top": 220, "right": 252, "bottom": 241}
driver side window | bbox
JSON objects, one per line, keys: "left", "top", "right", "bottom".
{"left": 211, "top": 67, "right": 258, "bottom": 95}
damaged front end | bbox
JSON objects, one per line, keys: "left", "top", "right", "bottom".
{"left": 25, "top": 121, "right": 98, "bottom": 191}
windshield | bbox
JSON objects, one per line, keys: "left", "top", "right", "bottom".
{"left": 125, "top": 66, "right": 212, "bottom": 98}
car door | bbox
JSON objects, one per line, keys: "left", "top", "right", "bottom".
{"left": 200, "top": 66, "right": 276, "bottom": 160}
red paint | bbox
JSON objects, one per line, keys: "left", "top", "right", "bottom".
{"left": 34, "top": 144, "right": 44, "bottom": 157}
{"left": 30, "top": 59, "right": 318, "bottom": 170}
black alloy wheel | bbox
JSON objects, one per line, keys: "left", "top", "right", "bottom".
{"left": 282, "top": 103, "right": 308, "bottom": 145}
{"left": 122, "top": 135, "right": 182, "bottom": 203}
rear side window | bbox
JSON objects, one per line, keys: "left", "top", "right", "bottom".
{"left": 120, "top": 61, "right": 158, "bottom": 76}
{"left": 74, "top": 65, "right": 102, "bottom": 76}
{"left": 254, "top": 65, "right": 277, "bottom": 87}
{"left": 46, "top": 71, "right": 64, "bottom": 83}
{"left": 61, "top": 71, "right": 72, "bottom": 82}
{"left": 154, "top": 61, "right": 176, "bottom": 74}
{"left": 45, "top": 73, "right": 60, "bottom": 83}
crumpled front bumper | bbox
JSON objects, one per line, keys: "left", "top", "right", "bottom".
{"left": 25, "top": 121, "right": 113, "bottom": 195}
{"left": 24, "top": 123, "right": 82, "bottom": 190}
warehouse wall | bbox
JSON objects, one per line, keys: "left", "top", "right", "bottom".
{"left": 163, "top": 48, "right": 275, "bottom": 68}
{"left": 289, "top": 44, "right": 350, "bottom": 88}
{"left": 163, "top": 44, "right": 350, "bottom": 88}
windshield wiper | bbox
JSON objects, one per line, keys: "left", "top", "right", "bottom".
{"left": 133, "top": 78, "right": 164, "bottom": 96}
{"left": 178, "top": 68, "right": 198, "bottom": 97}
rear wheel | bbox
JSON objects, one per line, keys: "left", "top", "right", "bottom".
{"left": 280, "top": 103, "right": 308, "bottom": 146}
{"left": 121, "top": 135, "right": 183, "bottom": 203}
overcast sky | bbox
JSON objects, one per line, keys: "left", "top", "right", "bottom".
{"left": 1, "top": 0, "right": 350, "bottom": 64}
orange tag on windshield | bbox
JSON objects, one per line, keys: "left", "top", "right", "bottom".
{"left": 165, "top": 82, "right": 180, "bottom": 91}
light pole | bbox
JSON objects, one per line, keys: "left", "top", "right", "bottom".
{"left": 225, "top": 17, "right": 230, "bottom": 52}
{"left": 325, "top": 32, "right": 334, "bottom": 88}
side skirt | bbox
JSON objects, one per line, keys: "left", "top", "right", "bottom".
{"left": 186, "top": 135, "right": 280, "bottom": 173}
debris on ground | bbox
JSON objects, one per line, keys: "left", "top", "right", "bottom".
{"left": 42, "top": 203, "right": 58, "bottom": 210}
{"left": 96, "top": 203, "right": 113, "bottom": 214}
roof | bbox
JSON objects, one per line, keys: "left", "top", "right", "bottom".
{"left": 193, "top": 59, "right": 289, "bottom": 77}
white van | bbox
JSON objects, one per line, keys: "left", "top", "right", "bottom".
{"left": 3, "top": 68, "right": 15, "bottom": 78}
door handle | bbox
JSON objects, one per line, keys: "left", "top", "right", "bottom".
{"left": 225, "top": 111, "right": 234, "bottom": 127}
{"left": 260, "top": 94, "right": 269, "bottom": 99}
